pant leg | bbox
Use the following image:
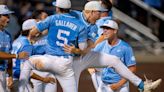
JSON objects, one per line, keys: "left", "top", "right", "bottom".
{"left": 19, "top": 55, "right": 77, "bottom": 92}
{"left": 97, "top": 82, "right": 129, "bottom": 92}
{"left": 31, "top": 71, "right": 57, "bottom": 92}
{"left": 44, "top": 82, "right": 57, "bottom": 92}
{"left": 31, "top": 79, "right": 43, "bottom": 92}
{"left": 116, "top": 82, "right": 129, "bottom": 92}
{"left": 0, "top": 71, "right": 6, "bottom": 92}
{"left": 74, "top": 51, "right": 142, "bottom": 87}
{"left": 19, "top": 55, "right": 52, "bottom": 92}
{"left": 10, "top": 80, "right": 19, "bottom": 92}
{"left": 97, "top": 82, "right": 113, "bottom": 92}
{"left": 53, "top": 56, "right": 77, "bottom": 92}
{"left": 91, "top": 72, "right": 102, "bottom": 91}
{"left": 18, "top": 60, "right": 34, "bottom": 92}
{"left": 44, "top": 73, "right": 57, "bottom": 92}
{"left": 56, "top": 73, "right": 77, "bottom": 92}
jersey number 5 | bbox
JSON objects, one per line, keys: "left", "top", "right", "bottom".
{"left": 56, "top": 29, "right": 70, "bottom": 46}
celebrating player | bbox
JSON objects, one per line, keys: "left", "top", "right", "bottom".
{"left": 18, "top": 0, "right": 87, "bottom": 92}
{"left": 63, "top": 1, "right": 162, "bottom": 92}
{"left": 0, "top": 5, "right": 28, "bottom": 92}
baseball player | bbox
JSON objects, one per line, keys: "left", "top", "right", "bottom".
{"left": 87, "top": 0, "right": 113, "bottom": 90}
{"left": 94, "top": 20, "right": 136, "bottom": 92}
{"left": 10, "top": 19, "right": 56, "bottom": 92}
{"left": 30, "top": 10, "right": 57, "bottom": 92}
{"left": 63, "top": 1, "right": 162, "bottom": 92}
{"left": 0, "top": 5, "right": 29, "bottom": 92}
{"left": 18, "top": 0, "right": 87, "bottom": 92}
{"left": 32, "top": 35, "right": 57, "bottom": 92}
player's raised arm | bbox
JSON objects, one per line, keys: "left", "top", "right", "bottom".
{"left": 30, "top": 72, "right": 56, "bottom": 84}
{"left": 0, "top": 51, "right": 28, "bottom": 59}
{"left": 29, "top": 27, "right": 41, "bottom": 39}
{"left": 63, "top": 34, "right": 106, "bottom": 55}
{"left": 0, "top": 52, "right": 17, "bottom": 59}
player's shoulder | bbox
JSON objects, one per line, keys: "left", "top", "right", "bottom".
{"left": 120, "top": 40, "right": 130, "bottom": 46}
{"left": 119, "top": 40, "right": 133, "bottom": 50}
{"left": 97, "top": 40, "right": 107, "bottom": 47}
{"left": 70, "top": 10, "right": 81, "bottom": 18}
{"left": 18, "top": 36, "right": 31, "bottom": 45}
{"left": 3, "top": 29, "right": 12, "bottom": 38}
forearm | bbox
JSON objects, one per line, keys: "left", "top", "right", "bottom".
{"left": 30, "top": 27, "right": 41, "bottom": 39}
{"left": 0, "top": 52, "right": 16, "bottom": 59}
{"left": 113, "top": 65, "right": 137, "bottom": 87}
{"left": 72, "top": 48, "right": 84, "bottom": 55}
{"left": 30, "top": 72, "right": 45, "bottom": 81}
{"left": 31, "top": 72, "right": 56, "bottom": 83}
{"left": 7, "top": 59, "right": 13, "bottom": 77}
{"left": 72, "top": 45, "right": 93, "bottom": 55}
{"left": 92, "top": 35, "right": 106, "bottom": 48}
{"left": 116, "top": 78, "right": 127, "bottom": 87}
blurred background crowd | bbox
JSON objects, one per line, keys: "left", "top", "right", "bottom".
{"left": 0, "top": 0, "right": 163, "bottom": 43}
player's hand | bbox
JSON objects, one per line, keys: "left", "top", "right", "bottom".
{"left": 87, "top": 68, "right": 96, "bottom": 75}
{"left": 63, "top": 44, "right": 76, "bottom": 54}
{"left": 109, "top": 83, "right": 121, "bottom": 91}
{"left": 42, "top": 77, "right": 56, "bottom": 84}
{"left": 6, "top": 76, "right": 13, "bottom": 89}
{"left": 18, "top": 51, "right": 29, "bottom": 59}
{"left": 93, "top": 34, "right": 107, "bottom": 48}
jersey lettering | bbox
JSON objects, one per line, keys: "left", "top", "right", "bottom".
{"left": 56, "top": 29, "right": 70, "bottom": 46}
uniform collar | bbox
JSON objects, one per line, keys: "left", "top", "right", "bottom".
{"left": 106, "top": 39, "right": 121, "bottom": 48}
{"left": 81, "top": 12, "right": 91, "bottom": 27}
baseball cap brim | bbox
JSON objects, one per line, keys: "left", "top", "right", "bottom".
{"left": 100, "top": 25, "right": 117, "bottom": 30}
{"left": 0, "top": 11, "right": 14, "bottom": 15}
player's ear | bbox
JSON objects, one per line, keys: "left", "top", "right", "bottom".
{"left": 114, "top": 29, "right": 118, "bottom": 34}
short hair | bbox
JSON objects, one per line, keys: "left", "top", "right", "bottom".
{"left": 31, "top": 10, "right": 46, "bottom": 19}
{"left": 101, "top": 0, "right": 112, "bottom": 12}
{"left": 58, "top": 7, "right": 70, "bottom": 13}
{"left": 21, "top": 30, "right": 30, "bottom": 36}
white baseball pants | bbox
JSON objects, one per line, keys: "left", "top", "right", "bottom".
{"left": 31, "top": 70, "right": 57, "bottom": 92}
{"left": 19, "top": 55, "right": 77, "bottom": 92}
{"left": 0, "top": 71, "right": 6, "bottom": 92}
{"left": 97, "top": 82, "right": 129, "bottom": 92}
{"left": 72, "top": 51, "right": 142, "bottom": 89}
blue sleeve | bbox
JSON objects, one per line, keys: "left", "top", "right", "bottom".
{"left": 78, "top": 26, "right": 87, "bottom": 43}
{"left": 124, "top": 46, "right": 136, "bottom": 67}
{"left": 36, "top": 16, "right": 52, "bottom": 32}
{"left": 9, "top": 35, "right": 12, "bottom": 53}
{"left": 21, "top": 45, "right": 33, "bottom": 57}
{"left": 88, "top": 25, "right": 98, "bottom": 42}
{"left": 33, "top": 45, "right": 46, "bottom": 55}
{"left": 92, "top": 41, "right": 104, "bottom": 52}
{"left": 4, "top": 30, "right": 12, "bottom": 53}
